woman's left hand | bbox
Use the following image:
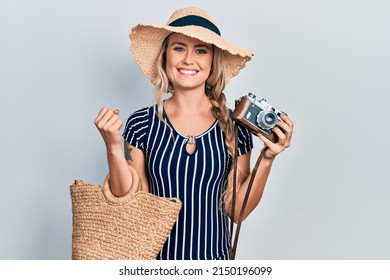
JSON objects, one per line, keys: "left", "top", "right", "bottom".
{"left": 257, "top": 113, "right": 294, "bottom": 160}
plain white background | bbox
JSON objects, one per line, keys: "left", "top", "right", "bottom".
{"left": 1, "top": 0, "right": 389, "bottom": 259}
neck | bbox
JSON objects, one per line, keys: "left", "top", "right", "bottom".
{"left": 168, "top": 89, "right": 211, "bottom": 114}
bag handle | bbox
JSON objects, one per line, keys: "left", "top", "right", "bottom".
{"left": 229, "top": 124, "right": 266, "bottom": 259}
{"left": 102, "top": 165, "right": 143, "bottom": 205}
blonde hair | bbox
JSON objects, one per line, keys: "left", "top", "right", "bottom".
{"left": 154, "top": 34, "right": 239, "bottom": 208}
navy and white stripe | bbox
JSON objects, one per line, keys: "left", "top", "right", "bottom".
{"left": 122, "top": 105, "right": 253, "bottom": 260}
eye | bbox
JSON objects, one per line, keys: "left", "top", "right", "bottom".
{"left": 173, "top": 47, "right": 184, "bottom": 52}
{"left": 196, "top": 49, "right": 208, "bottom": 54}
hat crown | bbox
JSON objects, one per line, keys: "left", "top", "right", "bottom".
{"left": 166, "top": 7, "right": 218, "bottom": 26}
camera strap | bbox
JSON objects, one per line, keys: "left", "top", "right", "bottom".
{"left": 229, "top": 123, "right": 266, "bottom": 260}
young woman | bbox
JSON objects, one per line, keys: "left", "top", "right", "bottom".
{"left": 94, "top": 7, "right": 294, "bottom": 260}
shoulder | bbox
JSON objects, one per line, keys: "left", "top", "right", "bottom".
{"left": 124, "top": 106, "right": 156, "bottom": 124}
{"left": 122, "top": 106, "right": 155, "bottom": 147}
{"left": 123, "top": 106, "right": 154, "bottom": 131}
{"left": 128, "top": 106, "right": 152, "bottom": 119}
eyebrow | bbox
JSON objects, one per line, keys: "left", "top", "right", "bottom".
{"left": 171, "top": 42, "right": 211, "bottom": 49}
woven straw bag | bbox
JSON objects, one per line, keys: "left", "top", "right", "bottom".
{"left": 70, "top": 166, "right": 182, "bottom": 260}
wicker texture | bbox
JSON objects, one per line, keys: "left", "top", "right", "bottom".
{"left": 70, "top": 166, "right": 182, "bottom": 260}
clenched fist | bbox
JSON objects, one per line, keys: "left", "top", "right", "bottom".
{"left": 94, "top": 107, "right": 123, "bottom": 149}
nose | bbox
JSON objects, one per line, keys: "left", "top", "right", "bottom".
{"left": 182, "top": 51, "right": 194, "bottom": 65}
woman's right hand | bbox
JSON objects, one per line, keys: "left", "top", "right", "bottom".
{"left": 94, "top": 107, "right": 123, "bottom": 150}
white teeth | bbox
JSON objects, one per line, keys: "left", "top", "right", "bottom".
{"left": 179, "top": 69, "right": 197, "bottom": 75}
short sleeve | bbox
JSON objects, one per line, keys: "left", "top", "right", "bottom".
{"left": 122, "top": 107, "right": 150, "bottom": 151}
{"left": 236, "top": 124, "right": 253, "bottom": 156}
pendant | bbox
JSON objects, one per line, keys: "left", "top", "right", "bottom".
{"left": 187, "top": 135, "right": 196, "bottom": 145}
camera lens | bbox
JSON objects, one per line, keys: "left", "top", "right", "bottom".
{"left": 257, "top": 111, "right": 278, "bottom": 129}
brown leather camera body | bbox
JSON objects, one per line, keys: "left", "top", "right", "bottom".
{"left": 231, "top": 96, "right": 278, "bottom": 143}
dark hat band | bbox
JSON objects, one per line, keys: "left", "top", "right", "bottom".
{"left": 168, "top": 15, "right": 221, "bottom": 36}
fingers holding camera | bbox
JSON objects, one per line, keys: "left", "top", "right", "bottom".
{"left": 275, "top": 114, "right": 294, "bottom": 148}
{"left": 272, "top": 126, "right": 287, "bottom": 146}
{"left": 94, "top": 107, "right": 123, "bottom": 148}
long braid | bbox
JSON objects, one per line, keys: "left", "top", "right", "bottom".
{"left": 208, "top": 92, "right": 234, "bottom": 155}
{"left": 206, "top": 47, "right": 238, "bottom": 208}
{"left": 207, "top": 88, "right": 237, "bottom": 208}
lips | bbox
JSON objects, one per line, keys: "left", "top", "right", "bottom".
{"left": 178, "top": 68, "right": 198, "bottom": 75}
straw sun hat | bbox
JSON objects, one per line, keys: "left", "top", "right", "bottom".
{"left": 129, "top": 7, "right": 253, "bottom": 85}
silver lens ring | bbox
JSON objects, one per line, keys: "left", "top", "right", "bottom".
{"left": 257, "top": 110, "right": 278, "bottom": 129}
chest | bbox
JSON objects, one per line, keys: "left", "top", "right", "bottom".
{"left": 165, "top": 113, "right": 216, "bottom": 137}
{"left": 144, "top": 121, "right": 231, "bottom": 196}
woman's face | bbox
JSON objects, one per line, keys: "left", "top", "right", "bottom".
{"left": 165, "top": 33, "right": 213, "bottom": 93}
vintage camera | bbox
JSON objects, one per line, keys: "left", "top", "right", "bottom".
{"left": 231, "top": 93, "right": 285, "bottom": 143}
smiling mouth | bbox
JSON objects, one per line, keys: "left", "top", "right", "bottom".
{"left": 178, "top": 69, "right": 198, "bottom": 75}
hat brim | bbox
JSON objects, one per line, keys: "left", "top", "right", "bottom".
{"left": 130, "top": 24, "right": 253, "bottom": 85}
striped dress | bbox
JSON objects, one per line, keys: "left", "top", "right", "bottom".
{"left": 122, "top": 105, "right": 253, "bottom": 260}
